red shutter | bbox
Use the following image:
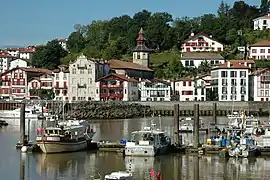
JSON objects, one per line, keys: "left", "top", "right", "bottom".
{"left": 64, "top": 82, "right": 67, "bottom": 88}
{"left": 183, "top": 81, "right": 186, "bottom": 86}
{"left": 56, "top": 82, "right": 59, "bottom": 87}
{"left": 189, "top": 81, "right": 191, "bottom": 86}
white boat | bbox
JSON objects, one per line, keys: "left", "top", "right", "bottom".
{"left": 125, "top": 121, "right": 171, "bottom": 157}
{"left": 0, "top": 104, "right": 42, "bottom": 119}
{"left": 104, "top": 171, "right": 133, "bottom": 180}
{"left": 36, "top": 119, "right": 96, "bottom": 153}
{"left": 244, "top": 115, "right": 259, "bottom": 134}
{"left": 227, "top": 111, "right": 242, "bottom": 120}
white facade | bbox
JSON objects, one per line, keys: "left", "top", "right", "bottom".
{"left": 19, "top": 52, "right": 33, "bottom": 60}
{"left": 6, "top": 48, "right": 20, "bottom": 57}
{"left": 249, "top": 41, "right": 270, "bottom": 60}
{"left": 95, "top": 74, "right": 139, "bottom": 101}
{"left": 253, "top": 13, "right": 270, "bottom": 30}
{"left": 0, "top": 53, "right": 13, "bottom": 73}
{"left": 194, "top": 78, "right": 207, "bottom": 101}
{"left": 10, "top": 59, "right": 28, "bottom": 69}
{"left": 181, "top": 59, "right": 225, "bottom": 68}
{"left": 174, "top": 79, "right": 194, "bottom": 101}
{"left": 68, "top": 54, "right": 106, "bottom": 101}
{"left": 181, "top": 32, "right": 224, "bottom": 52}
{"left": 140, "top": 80, "right": 171, "bottom": 101}
{"left": 211, "top": 61, "right": 249, "bottom": 101}
{"left": 249, "top": 68, "right": 270, "bottom": 101}
{"left": 53, "top": 66, "right": 69, "bottom": 101}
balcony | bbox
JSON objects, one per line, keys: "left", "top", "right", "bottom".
{"left": 77, "top": 83, "right": 86, "bottom": 88}
{"left": 194, "top": 84, "right": 206, "bottom": 88}
{"left": 100, "top": 93, "right": 123, "bottom": 99}
{"left": 77, "top": 64, "right": 87, "bottom": 69}
{"left": 100, "top": 84, "right": 124, "bottom": 88}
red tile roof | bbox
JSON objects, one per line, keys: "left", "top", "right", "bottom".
{"left": 97, "top": 73, "right": 138, "bottom": 82}
{"left": 0, "top": 52, "right": 15, "bottom": 58}
{"left": 253, "top": 13, "right": 270, "bottom": 20}
{"left": 183, "top": 32, "right": 222, "bottom": 45}
{"left": 1, "top": 67, "right": 52, "bottom": 76}
{"left": 212, "top": 61, "right": 249, "bottom": 70}
{"left": 109, "top": 59, "right": 152, "bottom": 71}
{"left": 250, "top": 68, "right": 270, "bottom": 75}
{"left": 230, "top": 59, "right": 255, "bottom": 63}
{"left": 249, "top": 40, "right": 270, "bottom": 47}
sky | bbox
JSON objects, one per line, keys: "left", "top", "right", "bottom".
{"left": 0, "top": 0, "right": 259, "bottom": 47}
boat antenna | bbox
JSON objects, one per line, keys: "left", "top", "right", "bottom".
{"left": 159, "top": 114, "right": 161, "bottom": 130}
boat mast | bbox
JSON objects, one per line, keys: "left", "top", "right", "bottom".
{"left": 62, "top": 99, "right": 65, "bottom": 122}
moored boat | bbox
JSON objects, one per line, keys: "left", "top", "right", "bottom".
{"left": 104, "top": 171, "right": 133, "bottom": 180}
{"left": 36, "top": 119, "right": 95, "bottom": 153}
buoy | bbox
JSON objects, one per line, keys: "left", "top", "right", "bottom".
{"left": 21, "top": 146, "right": 28, "bottom": 153}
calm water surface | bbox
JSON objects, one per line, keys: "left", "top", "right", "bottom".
{"left": 1, "top": 116, "right": 270, "bottom": 180}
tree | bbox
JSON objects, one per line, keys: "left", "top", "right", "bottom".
{"left": 32, "top": 40, "right": 68, "bottom": 69}
{"left": 67, "top": 31, "right": 86, "bottom": 53}
{"left": 29, "top": 89, "right": 55, "bottom": 100}
{"left": 260, "top": 0, "right": 270, "bottom": 14}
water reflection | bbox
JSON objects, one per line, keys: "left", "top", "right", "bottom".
{"left": 2, "top": 117, "right": 270, "bottom": 180}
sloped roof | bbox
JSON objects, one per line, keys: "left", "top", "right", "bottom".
{"left": 212, "top": 61, "right": 249, "bottom": 70}
{"left": 253, "top": 13, "right": 270, "bottom": 20}
{"left": 1, "top": 67, "right": 52, "bottom": 76}
{"left": 250, "top": 68, "right": 270, "bottom": 75}
{"left": 182, "top": 52, "right": 224, "bottom": 60}
{"left": 97, "top": 73, "right": 138, "bottom": 83}
{"left": 230, "top": 59, "right": 255, "bottom": 63}
{"left": 109, "top": 59, "right": 152, "bottom": 71}
{"left": 249, "top": 40, "right": 270, "bottom": 47}
{"left": 183, "top": 32, "right": 222, "bottom": 45}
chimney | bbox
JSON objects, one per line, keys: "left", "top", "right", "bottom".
{"left": 227, "top": 61, "right": 231, "bottom": 68}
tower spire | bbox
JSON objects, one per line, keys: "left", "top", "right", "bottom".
{"left": 134, "top": 28, "right": 149, "bottom": 52}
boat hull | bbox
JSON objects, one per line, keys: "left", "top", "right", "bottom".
{"left": 125, "top": 145, "right": 169, "bottom": 157}
{"left": 36, "top": 140, "right": 88, "bottom": 153}
{"left": 0, "top": 112, "right": 38, "bottom": 119}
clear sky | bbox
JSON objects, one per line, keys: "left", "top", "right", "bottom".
{"left": 0, "top": 0, "right": 259, "bottom": 47}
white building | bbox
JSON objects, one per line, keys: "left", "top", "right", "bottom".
{"left": 253, "top": 13, "right": 270, "bottom": 30}
{"left": 0, "top": 52, "right": 14, "bottom": 73}
{"left": 10, "top": 59, "right": 28, "bottom": 69}
{"left": 181, "top": 32, "right": 224, "bottom": 52}
{"left": 140, "top": 79, "right": 171, "bottom": 101}
{"left": 57, "top": 39, "right": 68, "bottom": 50}
{"left": 95, "top": 73, "right": 139, "bottom": 101}
{"left": 249, "top": 68, "right": 270, "bottom": 101}
{"left": 174, "top": 78, "right": 194, "bottom": 101}
{"left": 249, "top": 40, "right": 270, "bottom": 60}
{"left": 68, "top": 54, "right": 108, "bottom": 101}
{"left": 194, "top": 74, "right": 211, "bottom": 101}
{"left": 5, "top": 48, "right": 20, "bottom": 57}
{"left": 19, "top": 47, "right": 35, "bottom": 60}
{"left": 53, "top": 65, "right": 69, "bottom": 101}
{"left": 181, "top": 52, "right": 224, "bottom": 68}
{"left": 211, "top": 61, "right": 249, "bottom": 101}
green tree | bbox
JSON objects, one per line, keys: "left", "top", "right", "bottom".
{"left": 32, "top": 40, "right": 68, "bottom": 69}
{"left": 29, "top": 89, "right": 55, "bottom": 100}
{"left": 260, "top": 0, "right": 270, "bottom": 14}
{"left": 67, "top": 31, "right": 86, "bottom": 53}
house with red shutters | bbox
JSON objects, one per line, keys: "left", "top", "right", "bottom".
{"left": 181, "top": 32, "right": 224, "bottom": 53}
{"left": 0, "top": 67, "right": 52, "bottom": 100}
{"left": 52, "top": 65, "right": 69, "bottom": 101}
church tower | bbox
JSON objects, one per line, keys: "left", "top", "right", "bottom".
{"left": 133, "top": 28, "right": 151, "bottom": 67}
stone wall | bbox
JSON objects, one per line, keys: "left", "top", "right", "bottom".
{"left": 127, "top": 101, "right": 270, "bottom": 112}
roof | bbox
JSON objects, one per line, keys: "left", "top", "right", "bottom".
{"left": 249, "top": 40, "right": 270, "bottom": 47}
{"left": 212, "top": 61, "right": 250, "bottom": 70}
{"left": 1, "top": 67, "right": 52, "bottom": 76}
{"left": 253, "top": 13, "right": 270, "bottom": 21}
{"left": 142, "top": 78, "right": 171, "bottom": 85}
{"left": 133, "top": 28, "right": 151, "bottom": 52}
{"left": 250, "top": 68, "right": 270, "bottom": 75}
{"left": 174, "top": 76, "right": 194, "bottom": 82}
{"left": 109, "top": 59, "right": 153, "bottom": 71}
{"left": 183, "top": 32, "right": 222, "bottom": 45}
{"left": 0, "top": 52, "right": 15, "bottom": 58}
{"left": 97, "top": 73, "right": 138, "bottom": 83}
{"left": 230, "top": 59, "right": 255, "bottom": 63}
{"left": 181, "top": 52, "right": 224, "bottom": 60}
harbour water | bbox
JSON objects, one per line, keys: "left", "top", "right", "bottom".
{"left": 1, "top": 116, "right": 270, "bottom": 179}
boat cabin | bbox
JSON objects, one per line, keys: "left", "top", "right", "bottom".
{"left": 130, "top": 129, "right": 169, "bottom": 146}
{"left": 104, "top": 171, "right": 133, "bottom": 180}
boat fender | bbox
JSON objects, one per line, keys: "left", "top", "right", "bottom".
{"left": 21, "top": 146, "right": 28, "bottom": 153}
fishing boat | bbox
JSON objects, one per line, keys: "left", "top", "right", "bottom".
{"left": 125, "top": 119, "right": 171, "bottom": 157}
{"left": 0, "top": 104, "right": 42, "bottom": 119}
{"left": 179, "top": 117, "right": 206, "bottom": 133}
{"left": 104, "top": 172, "right": 133, "bottom": 180}
{"left": 228, "top": 144, "right": 259, "bottom": 158}
{"left": 36, "top": 119, "right": 96, "bottom": 153}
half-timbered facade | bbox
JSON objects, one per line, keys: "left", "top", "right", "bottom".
{"left": 95, "top": 73, "right": 138, "bottom": 101}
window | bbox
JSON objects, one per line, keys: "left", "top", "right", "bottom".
{"left": 230, "top": 71, "right": 237, "bottom": 77}
{"left": 251, "top": 49, "right": 257, "bottom": 53}
{"left": 231, "top": 79, "right": 237, "bottom": 86}
{"left": 137, "top": 53, "right": 140, "bottom": 59}
{"left": 63, "top": 73, "right": 67, "bottom": 80}
{"left": 188, "top": 81, "right": 191, "bottom": 86}
{"left": 240, "top": 87, "right": 246, "bottom": 94}
{"left": 56, "top": 74, "right": 59, "bottom": 80}
{"left": 80, "top": 69, "right": 84, "bottom": 74}
{"left": 89, "top": 78, "right": 92, "bottom": 84}
{"left": 201, "top": 89, "right": 204, "bottom": 95}
{"left": 240, "top": 71, "right": 246, "bottom": 77}
{"left": 266, "top": 90, "right": 269, "bottom": 97}
{"left": 260, "top": 90, "right": 264, "bottom": 96}
{"left": 88, "top": 68, "right": 92, "bottom": 74}
{"left": 263, "top": 20, "right": 267, "bottom": 25}
{"left": 240, "top": 79, "right": 246, "bottom": 86}
{"left": 222, "top": 79, "right": 227, "bottom": 85}
{"left": 72, "top": 68, "right": 76, "bottom": 74}
{"left": 183, "top": 81, "right": 186, "bottom": 86}
{"left": 231, "top": 87, "right": 236, "bottom": 94}
{"left": 221, "top": 71, "right": 227, "bottom": 77}
{"left": 260, "top": 49, "right": 266, "bottom": 53}
{"left": 222, "top": 87, "right": 227, "bottom": 94}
